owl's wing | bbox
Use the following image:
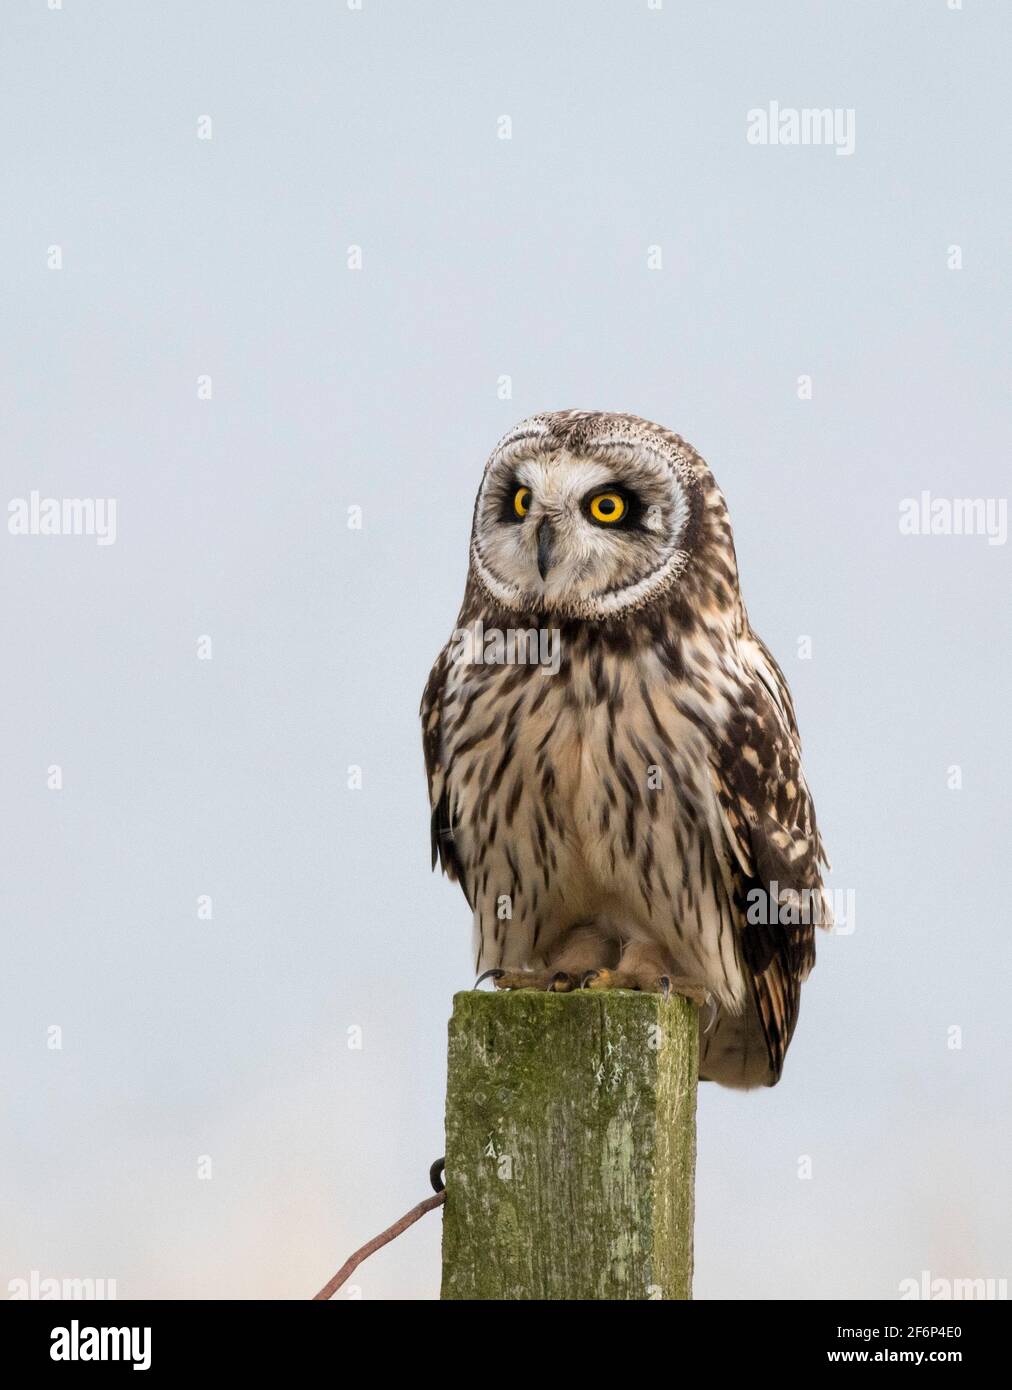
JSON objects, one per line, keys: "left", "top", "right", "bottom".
{"left": 420, "top": 643, "right": 470, "bottom": 903}
{"left": 709, "top": 632, "right": 830, "bottom": 1080}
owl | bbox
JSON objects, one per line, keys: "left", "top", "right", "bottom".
{"left": 421, "top": 411, "right": 830, "bottom": 1087}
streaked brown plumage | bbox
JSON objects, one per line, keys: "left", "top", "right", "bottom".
{"left": 422, "top": 411, "right": 830, "bottom": 1087}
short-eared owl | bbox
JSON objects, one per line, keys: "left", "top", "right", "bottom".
{"left": 421, "top": 411, "right": 830, "bottom": 1087}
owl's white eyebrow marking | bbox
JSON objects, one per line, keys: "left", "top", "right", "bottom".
{"left": 472, "top": 429, "right": 694, "bottom": 618}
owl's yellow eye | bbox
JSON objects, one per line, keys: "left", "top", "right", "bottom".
{"left": 513, "top": 486, "right": 531, "bottom": 518}
{"left": 589, "top": 491, "right": 626, "bottom": 524}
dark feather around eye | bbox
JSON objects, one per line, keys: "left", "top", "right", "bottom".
{"left": 581, "top": 485, "right": 645, "bottom": 530}
{"left": 499, "top": 479, "right": 528, "bottom": 523}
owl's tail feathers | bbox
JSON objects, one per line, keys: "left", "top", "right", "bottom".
{"left": 699, "top": 1001, "right": 778, "bottom": 1089}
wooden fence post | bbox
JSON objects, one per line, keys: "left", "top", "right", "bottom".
{"left": 440, "top": 989, "right": 697, "bottom": 1300}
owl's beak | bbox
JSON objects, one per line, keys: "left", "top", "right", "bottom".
{"left": 535, "top": 517, "right": 555, "bottom": 580}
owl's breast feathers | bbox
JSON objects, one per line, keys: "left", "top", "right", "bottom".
{"left": 421, "top": 595, "right": 829, "bottom": 1084}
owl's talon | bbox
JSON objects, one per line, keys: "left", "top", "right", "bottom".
{"left": 581, "top": 968, "right": 638, "bottom": 991}
{"left": 659, "top": 974, "right": 709, "bottom": 1009}
{"left": 584, "top": 966, "right": 710, "bottom": 1003}
{"left": 482, "top": 969, "right": 568, "bottom": 990}
{"left": 475, "top": 960, "right": 707, "bottom": 1002}
{"left": 547, "top": 971, "right": 574, "bottom": 993}
{"left": 657, "top": 976, "right": 710, "bottom": 1009}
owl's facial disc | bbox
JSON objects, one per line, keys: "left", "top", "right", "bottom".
{"left": 472, "top": 444, "right": 692, "bottom": 618}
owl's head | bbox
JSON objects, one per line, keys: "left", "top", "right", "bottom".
{"left": 468, "top": 410, "right": 734, "bottom": 621}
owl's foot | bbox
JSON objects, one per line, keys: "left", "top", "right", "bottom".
{"left": 581, "top": 969, "right": 709, "bottom": 1007}
{"left": 475, "top": 968, "right": 577, "bottom": 992}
